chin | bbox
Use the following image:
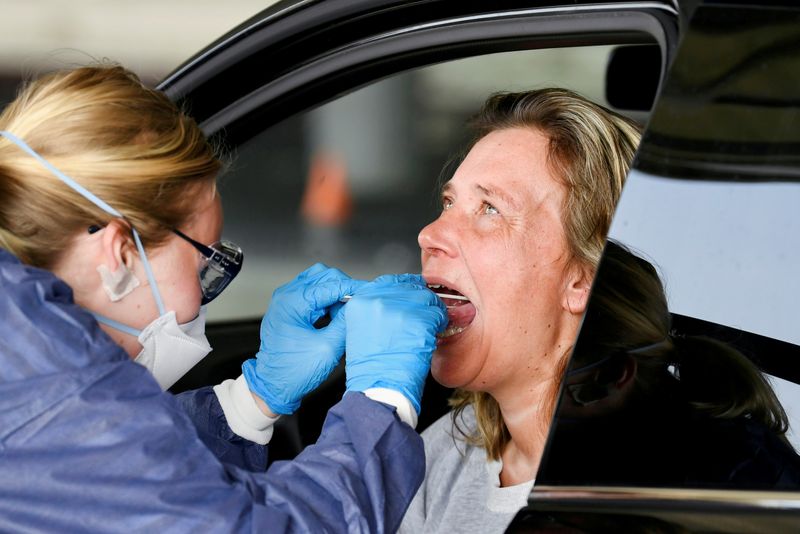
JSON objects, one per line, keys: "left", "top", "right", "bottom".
{"left": 432, "top": 322, "right": 485, "bottom": 384}
{"left": 431, "top": 367, "right": 459, "bottom": 389}
{"left": 431, "top": 349, "right": 478, "bottom": 389}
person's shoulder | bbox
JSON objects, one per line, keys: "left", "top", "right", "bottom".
{"left": 416, "top": 404, "right": 489, "bottom": 501}
{"left": 421, "top": 404, "right": 477, "bottom": 453}
{"left": 421, "top": 403, "right": 476, "bottom": 435}
{"left": 0, "top": 248, "right": 127, "bottom": 376}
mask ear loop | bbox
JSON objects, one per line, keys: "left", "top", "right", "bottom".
{"left": 130, "top": 229, "right": 165, "bottom": 316}
{"left": 0, "top": 130, "right": 166, "bottom": 317}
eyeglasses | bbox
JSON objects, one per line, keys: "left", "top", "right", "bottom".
{"left": 173, "top": 229, "right": 243, "bottom": 305}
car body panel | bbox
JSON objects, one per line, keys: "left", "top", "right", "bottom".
{"left": 516, "top": 1, "right": 800, "bottom": 531}
{"left": 159, "top": 0, "right": 800, "bottom": 530}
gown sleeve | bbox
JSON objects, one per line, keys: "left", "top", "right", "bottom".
{"left": 174, "top": 385, "right": 268, "bottom": 472}
{"left": 0, "top": 250, "right": 424, "bottom": 533}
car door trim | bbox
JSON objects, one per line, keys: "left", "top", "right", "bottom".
{"left": 161, "top": 2, "right": 677, "bottom": 97}
{"left": 356, "top": 2, "right": 677, "bottom": 39}
{"left": 530, "top": 485, "right": 800, "bottom": 512}
{"left": 160, "top": 0, "right": 317, "bottom": 90}
{"left": 198, "top": 6, "right": 675, "bottom": 138}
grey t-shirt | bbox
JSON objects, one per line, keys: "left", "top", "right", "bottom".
{"left": 399, "top": 406, "right": 534, "bottom": 533}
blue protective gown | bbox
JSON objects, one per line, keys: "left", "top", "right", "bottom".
{"left": 0, "top": 249, "right": 423, "bottom": 532}
{"left": 173, "top": 386, "right": 269, "bottom": 472}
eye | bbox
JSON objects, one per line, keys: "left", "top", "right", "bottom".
{"left": 482, "top": 202, "right": 499, "bottom": 215}
{"left": 442, "top": 196, "right": 454, "bottom": 211}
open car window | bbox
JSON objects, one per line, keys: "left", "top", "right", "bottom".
{"left": 209, "top": 44, "right": 640, "bottom": 323}
{"left": 173, "top": 5, "right": 673, "bottom": 431}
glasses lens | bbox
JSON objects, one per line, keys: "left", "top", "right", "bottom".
{"left": 198, "top": 240, "right": 243, "bottom": 304}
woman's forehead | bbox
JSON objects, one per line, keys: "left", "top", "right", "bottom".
{"left": 449, "top": 128, "right": 563, "bottom": 204}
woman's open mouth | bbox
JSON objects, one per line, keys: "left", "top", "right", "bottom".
{"left": 428, "top": 283, "right": 477, "bottom": 338}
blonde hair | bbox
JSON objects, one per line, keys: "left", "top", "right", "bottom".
{"left": 0, "top": 64, "right": 220, "bottom": 269}
{"left": 447, "top": 88, "right": 642, "bottom": 460}
{"left": 573, "top": 240, "right": 791, "bottom": 446}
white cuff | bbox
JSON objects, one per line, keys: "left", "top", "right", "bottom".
{"left": 214, "top": 374, "right": 280, "bottom": 445}
{"left": 363, "top": 388, "right": 418, "bottom": 429}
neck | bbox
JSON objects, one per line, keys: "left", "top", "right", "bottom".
{"left": 491, "top": 328, "right": 576, "bottom": 486}
{"left": 494, "top": 377, "right": 554, "bottom": 478}
{"left": 50, "top": 240, "right": 143, "bottom": 359}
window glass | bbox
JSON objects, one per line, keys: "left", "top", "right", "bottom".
{"left": 608, "top": 172, "right": 800, "bottom": 452}
{"left": 210, "top": 45, "right": 624, "bottom": 322}
{"left": 540, "top": 4, "right": 800, "bottom": 491}
{"left": 610, "top": 175, "right": 800, "bottom": 345}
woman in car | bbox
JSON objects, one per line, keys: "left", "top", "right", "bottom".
{"left": 546, "top": 239, "right": 800, "bottom": 489}
{"left": 400, "top": 88, "right": 641, "bottom": 532}
{"left": 0, "top": 64, "right": 446, "bottom": 532}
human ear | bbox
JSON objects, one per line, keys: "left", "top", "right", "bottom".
{"left": 570, "top": 356, "right": 636, "bottom": 408}
{"left": 562, "top": 263, "right": 593, "bottom": 315}
{"left": 599, "top": 357, "right": 638, "bottom": 409}
{"left": 100, "top": 219, "right": 136, "bottom": 271}
{"left": 97, "top": 219, "right": 140, "bottom": 301}
{"left": 615, "top": 356, "right": 637, "bottom": 392}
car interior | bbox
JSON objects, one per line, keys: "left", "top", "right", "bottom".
{"left": 164, "top": 0, "right": 800, "bottom": 482}
{"left": 171, "top": 41, "right": 666, "bottom": 464}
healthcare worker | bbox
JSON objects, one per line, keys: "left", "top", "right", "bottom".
{"left": 0, "top": 65, "right": 447, "bottom": 532}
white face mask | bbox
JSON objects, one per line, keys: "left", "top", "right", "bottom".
{"left": 86, "top": 229, "right": 213, "bottom": 390}
{"left": 92, "top": 297, "right": 213, "bottom": 391}
{"left": 90, "top": 233, "right": 213, "bottom": 390}
{"left": 133, "top": 307, "right": 212, "bottom": 390}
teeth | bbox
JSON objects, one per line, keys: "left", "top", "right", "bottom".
{"left": 428, "top": 284, "right": 443, "bottom": 289}
{"left": 437, "top": 325, "right": 466, "bottom": 338}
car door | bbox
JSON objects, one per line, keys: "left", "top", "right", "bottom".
{"left": 163, "top": 0, "right": 679, "bottom": 461}
{"left": 514, "top": 1, "right": 800, "bottom": 532}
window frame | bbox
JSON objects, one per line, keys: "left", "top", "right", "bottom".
{"left": 161, "top": 2, "right": 677, "bottom": 147}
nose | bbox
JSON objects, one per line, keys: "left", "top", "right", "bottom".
{"left": 418, "top": 212, "right": 457, "bottom": 259}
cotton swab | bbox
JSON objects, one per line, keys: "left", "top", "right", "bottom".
{"left": 340, "top": 293, "right": 469, "bottom": 308}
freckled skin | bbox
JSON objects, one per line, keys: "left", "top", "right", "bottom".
{"left": 418, "top": 128, "right": 580, "bottom": 398}
{"left": 419, "top": 128, "right": 592, "bottom": 487}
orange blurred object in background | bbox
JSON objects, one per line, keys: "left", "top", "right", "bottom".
{"left": 300, "top": 151, "right": 353, "bottom": 227}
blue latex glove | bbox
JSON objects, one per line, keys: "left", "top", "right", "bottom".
{"left": 344, "top": 274, "right": 448, "bottom": 415}
{"left": 242, "top": 263, "right": 365, "bottom": 415}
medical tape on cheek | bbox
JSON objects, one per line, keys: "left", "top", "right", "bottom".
{"left": 0, "top": 130, "right": 166, "bottom": 315}
{"left": 97, "top": 262, "right": 141, "bottom": 301}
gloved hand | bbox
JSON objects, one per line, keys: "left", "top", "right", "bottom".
{"left": 242, "top": 263, "right": 365, "bottom": 415}
{"left": 344, "top": 274, "right": 448, "bottom": 415}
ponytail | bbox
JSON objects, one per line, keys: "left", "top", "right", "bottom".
{"left": 670, "top": 335, "right": 791, "bottom": 445}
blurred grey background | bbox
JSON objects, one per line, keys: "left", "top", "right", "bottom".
{"left": 0, "top": 0, "right": 273, "bottom": 95}
{"left": 0, "top": 0, "right": 625, "bottom": 323}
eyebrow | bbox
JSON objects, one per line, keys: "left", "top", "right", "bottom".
{"left": 441, "top": 182, "right": 520, "bottom": 210}
{"left": 475, "top": 183, "right": 520, "bottom": 210}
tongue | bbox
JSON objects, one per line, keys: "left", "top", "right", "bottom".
{"left": 447, "top": 302, "right": 476, "bottom": 328}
